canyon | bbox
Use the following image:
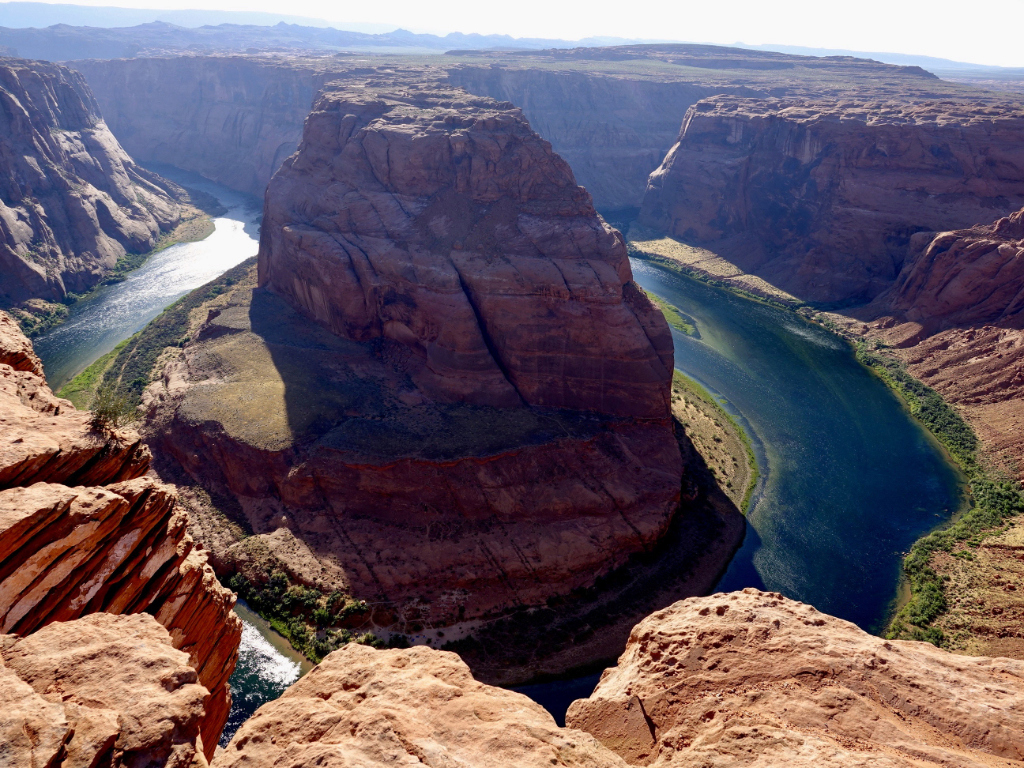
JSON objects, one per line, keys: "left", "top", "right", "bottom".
{"left": 0, "top": 57, "right": 186, "bottom": 309}
{"left": 0, "top": 309, "right": 241, "bottom": 760}
{"left": 0, "top": 32, "right": 1022, "bottom": 767}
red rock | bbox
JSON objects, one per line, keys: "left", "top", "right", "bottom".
{"left": 259, "top": 84, "right": 674, "bottom": 417}
{"left": 213, "top": 643, "right": 627, "bottom": 768}
{"left": 567, "top": 589, "right": 1024, "bottom": 767}
{"left": 0, "top": 315, "right": 241, "bottom": 759}
{"left": 640, "top": 96, "right": 1024, "bottom": 304}
{"left": 2, "top": 612, "right": 211, "bottom": 767}
{"left": 0, "top": 58, "right": 183, "bottom": 304}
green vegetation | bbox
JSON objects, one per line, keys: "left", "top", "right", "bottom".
{"left": 857, "top": 344, "right": 1024, "bottom": 645}
{"left": 7, "top": 300, "right": 69, "bottom": 338}
{"left": 227, "top": 571, "right": 394, "bottom": 663}
{"left": 89, "top": 383, "right": 138, "bottom": 430}
{"left": 97, "top": 257, "right": 256, "bottom": 407}
{"left": 673, "top": 371, "right": 760, "bottom": 512}
{"left": 648, "top": 292, "right": 697, "bottom": 335}
{"left": 57, "top": 341, "right": 126, "bottom": 409}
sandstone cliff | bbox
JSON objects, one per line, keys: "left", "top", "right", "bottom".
{"left": 213, "top": 643, "right": 627, "bottom": 768}
{"left": 140, "top": 82, "right": 686, "bottom": 646}
{"left": 567, "top": 589, "right": 1024, "bottom": 767}
{"left": 73, "top": 47, "right": 956, "bottom": 213}
{"left": 212, "top": 591, "right": 1024, "bottom": 768}
{"left": 640, "top": 96, "right": 1024, "bottom": 304}
{"left": 259, "top": 84, "right": 674, "bottom": 416}
{"left": 1, "top": 612, "right": 211, "bottom": 767}
{"left": 0, "top": 57, "right": 183, "bottom": 305}
{"left": 0, "top": 310, "right": 241, "bottom": 759}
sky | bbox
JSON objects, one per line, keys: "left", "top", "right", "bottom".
{"left": 20, "top": 0, "right": 1024, "bottom": 67}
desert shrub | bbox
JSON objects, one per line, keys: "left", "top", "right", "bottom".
{"left": 89, "top": 384, "right": 137, "bottom": 430}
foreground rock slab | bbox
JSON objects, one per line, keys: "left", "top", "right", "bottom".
{"left": 213, "top": 643, "right": 627, "bottom": 768}
{"left": 1, "top": 612, "right": 210, "bottom": 767}
{"left": 0, "top": 310, "right": 240, "bottom": 758}
{"left": 567, "top": 589, "right": 1024, "bottom": 767}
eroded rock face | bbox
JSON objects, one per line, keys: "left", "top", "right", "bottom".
{"left": 566, "top": 589, "right": 1024, "bottom": 767}
{"left": 640, "top": 97, "right": 1024, "bottom": 304}
{"left": 0, "top": 57, "right": 183, "bottom": 304}
{"left": 1, "top": 612, "right": 210, "bottom": 768}
{"left": 213, "top": 643, "right": 627, "bottom": 768}
{"left": 0, "top": 311, "right": 241, "bottom": 759}
{"left": 887, "top": 206, "right": 1024, "bottom": 328}
{"left": 259, "top": 84, "right": 673, "bottom": 417}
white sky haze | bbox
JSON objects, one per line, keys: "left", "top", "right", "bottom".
{"left": 19, "top": 0, "right": 1024, "bottom": 67}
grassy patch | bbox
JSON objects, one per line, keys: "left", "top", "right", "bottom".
{"left": 649, "top": 293, "right": 697, "bottom": 335}
{"left": 98, "top": 257, "right": 256, "bottom": 406}
{"left": 673, "top": 371, "right": 760, "bottom": 512}
{"left": 6, "top": 300, "right": 69, "bottom": 338}
{"left": 856, "top": 344, "right": 1024, "bottom": 645}
{"left": 57, "top": 341, "right": 126, "bottom": 409}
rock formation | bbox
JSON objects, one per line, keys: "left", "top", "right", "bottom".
{"left": 566, "top": 589, "right": 1024, "bottom": 767}
{"left": 0, "top": 57, "right": 184, "bottom": 305}
{"left": 0, "top": 310, "right": 241, "bottom": 759}
{"left": 213, "top": 643, "right": 627, "bottom": 767}
{"left": 259, "top": 84, "right": 674, "bottom": 416}
{"left": 141, "top": 82, "right": 683, "bottom": 637}
{"left": 640, "top": 96, "right": 1024, "bottom": 304}
{"left": 1, "top": 612, "right": 211, "bottom": 767}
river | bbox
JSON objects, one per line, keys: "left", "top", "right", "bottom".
{"left": 34, "top": 168, "right": 261, "bottom": 391}
{"left": 30, "top": 172, "right": 963, "bottom": 736}
{"left": 630, "top": 259, "right": 963, "bottom": 632}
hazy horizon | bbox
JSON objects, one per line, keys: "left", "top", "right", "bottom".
{"left": 3, "top": 0, "right": 1023, "bottom": 68}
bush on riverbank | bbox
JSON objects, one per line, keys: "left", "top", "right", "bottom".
{"left": 227, "top": 570, "right": 394, "bottom": 663}
{"left": 857, "top": 345, "right": 1024, "bottom": 645}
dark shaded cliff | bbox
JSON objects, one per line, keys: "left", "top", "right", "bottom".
{"left": 0, "top": 57, "right": 183, "bottom": 304}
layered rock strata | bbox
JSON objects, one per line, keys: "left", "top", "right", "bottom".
{"left": 143, "top": 83, "right": 682, "bottom": 633}
{"left": 640, "top": 96, "right": 1024, "bottom": 304}
{"left": 567, "top": 589, "right": 1024, "bottom": 767}
{"left": 1, "top": 612, "right": 211, "bottom": 767}
{"left": 0, "top": 310, "right": 240, "bottom": 759}
{"left": 0, "top": 57, "right": 183, "bottom": 304}
{"left": 213, "top": 643, "right": 627, "bottom": 768}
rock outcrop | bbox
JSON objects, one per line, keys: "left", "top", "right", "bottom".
{"left": 1, "top": 612, "right": 211, "bottom": 767}
{"left": 0, "top": 57, "right": 184, "bottom": 305}
{"left": 566, "top": 589, "right": 1024, "bottom": 767}
{"left": 259, "top": 84, "right": 674, "bottom": 416}
{"left": 640, "top": 96, "right": 1024, "bottom": 304}
{"left": 0, "top": 310, "right": 241, "bottom": 759}
{"left": 142, "top": 82, "right": 683, "bottom": 638}
{"left": 213, "top": 643, "right": 627, "bottom": 768}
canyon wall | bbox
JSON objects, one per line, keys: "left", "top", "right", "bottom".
{"left": 142, "top": 81, "right": 685, "bottom": 639}
{"left": 0, "top": 57, "right": 183, "bottom": 304}
{"left": 212, "top": 590, "right": 1024, "bottom": 768}
{"left": 0, "top": 310, "right": 240, "bottom": 760}
{"left": 72, "top": 55, "right": 348, "bottom": 199}
{"left": 640, "top": 96, "right": 1024, "bottom": 304}
{"left": 447, "top": 66, "right": 712, "bottom": 210}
